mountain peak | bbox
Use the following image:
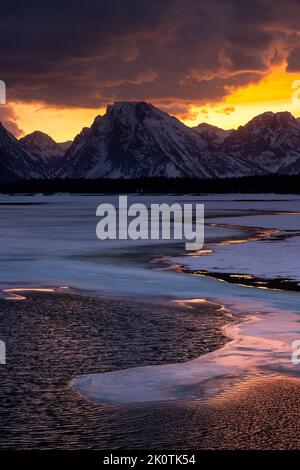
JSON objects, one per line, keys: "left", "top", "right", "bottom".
{"left": 243, "top": 111, "right": 297, "bottom": 131}
{"left": 20, "top": 131, "right": 66, "bottom": 160}
{"left": 104, "top": 101, "right": 168, "bottom": 122}
{"left": 0, "top": 123, "right": 51, "bottom": 182}
{"left": 59, "top": 100, "right": 212, "bottom": 179}
{"left": 2, "top": 104, "right": 300, "bottom": 183}
{"left": 194, "top": 122, "right": 233, "bottom": 146}
{"left": 107, "top": 101, "right": 151, "bottom": 111}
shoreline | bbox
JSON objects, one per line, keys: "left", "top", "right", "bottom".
{"left": 180, "top": 268, "right": 300, "bottom": 292}
{"left": 1, "top": 289, "right": 300, "bottom": 449}
{"left": 0, "top": 290, "right": 233, "bottom": 448}
{"left": 168, "top": 222, "right": 300, "bottom": 294}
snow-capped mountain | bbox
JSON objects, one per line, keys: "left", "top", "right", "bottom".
{"left": 19, "top": 131, "right": 70, "bottom": 162}
{"left": 220, "top": 112, "right": 300, "bottom": 176}
{"left": 0, "top": 123, "right": 50, "bottom": 183}
{"left": 194, "top": 123, "right": 233, "bottom": 146}
{"left": 59, "top": 101, "right": 218, "bottom": 179}
{"left": 61, "top": 104, "right": 300, "bottom": 180}
{"left": 2, "top": 104, "right": 300, "bottom": 183}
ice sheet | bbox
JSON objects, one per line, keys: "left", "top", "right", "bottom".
{"left": 74, "top": 304, "right": 300, "bottom": 403}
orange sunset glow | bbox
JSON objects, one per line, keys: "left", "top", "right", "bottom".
{"left": 184, "top": 65, "right": 300, "bottom": 129}
{"left": 7, "top": 64, "right": 300, "bottom": 142}
{"left": 10, "top": 103, "right": 106, "bottom": 143}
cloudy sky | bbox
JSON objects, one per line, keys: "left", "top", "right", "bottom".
{"left": 1, "top": 0, "right": 300, "bottom": 140}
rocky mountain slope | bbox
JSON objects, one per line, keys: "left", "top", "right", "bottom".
{"left": 20, "top": 131, "right": 71, "bottom": 162}
{"left": 221, "top": 111, "right": 300, "bottom": 176}
{"left": 0, "top": 124, "right": 50, "bottom": 182}
{"left": 2, "top": 104, "right": 300, "bottom": 182}
{"left": 58, "top": 101, "right": 219, "bottom": 179}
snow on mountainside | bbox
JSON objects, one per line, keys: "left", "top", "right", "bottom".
{"left": 2, "top": 104, "right": 300, "bottom": 183}
{"left": 192, "top": 111, "right": 300, "bottom": 177}
{"left": 194, "top": 123, "right": 233, "bottom": 146}
{"left": 0, "top": 123, "right": 51, "bottom": 183}
{"left": 59, "top": 101, "right": 219, "bottom": 179}
{"left": 220, "top": 111, "right": 300, "bottom": 176}
{"left": 19, "top": 131, "right": 68, "bottom": 161}
{"left": 59, "top": 104, "right": 300, "bottom": 180}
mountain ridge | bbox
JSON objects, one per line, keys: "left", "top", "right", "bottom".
{"left": 58, "top": 101, "right": 216, "bottom": 179}
{"left": 2, "top": 103, "right": 300, "bottom": 182}
{"left": 20, "top": 131, "right": 71, "bottom": 161}
{"left": 0, "top": 123, "right": 51, "bottom": 182}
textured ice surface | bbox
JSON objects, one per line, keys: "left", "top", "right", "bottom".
{"left": 2, "top": 193, "right": 300, "bottom": 404}
{"left": 74, "top": 306, "right": 300, "bottom": 403}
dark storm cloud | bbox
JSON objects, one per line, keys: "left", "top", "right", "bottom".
{"left": 287, "top": 47, "right": 300, "bottom": 72}
{"left": 1, "top": 0, "right": 300, "bottom": 109}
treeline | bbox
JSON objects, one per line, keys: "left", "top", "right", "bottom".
{"left": 1, "top": 174, "right": 300, "bottom": 194}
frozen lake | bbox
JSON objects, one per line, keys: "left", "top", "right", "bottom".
{"left": 0, "top": 193, "right": 300, "bottom": 307}
{"left": 1, "top": 193, "right": 300, "bottom": 403}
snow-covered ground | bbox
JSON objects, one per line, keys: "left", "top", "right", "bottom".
{"left": 173, "top": 212, "right": 300, "bottom": 282}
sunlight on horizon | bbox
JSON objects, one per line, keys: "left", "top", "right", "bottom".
{"left": 11, "top": 102, "right": 105, "bottom": 142}
{"left": 8, "top": 64, "right": 300, "bottom": 141}
{"left": 183, "top": 65, "right": 300, "bottom": 129}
